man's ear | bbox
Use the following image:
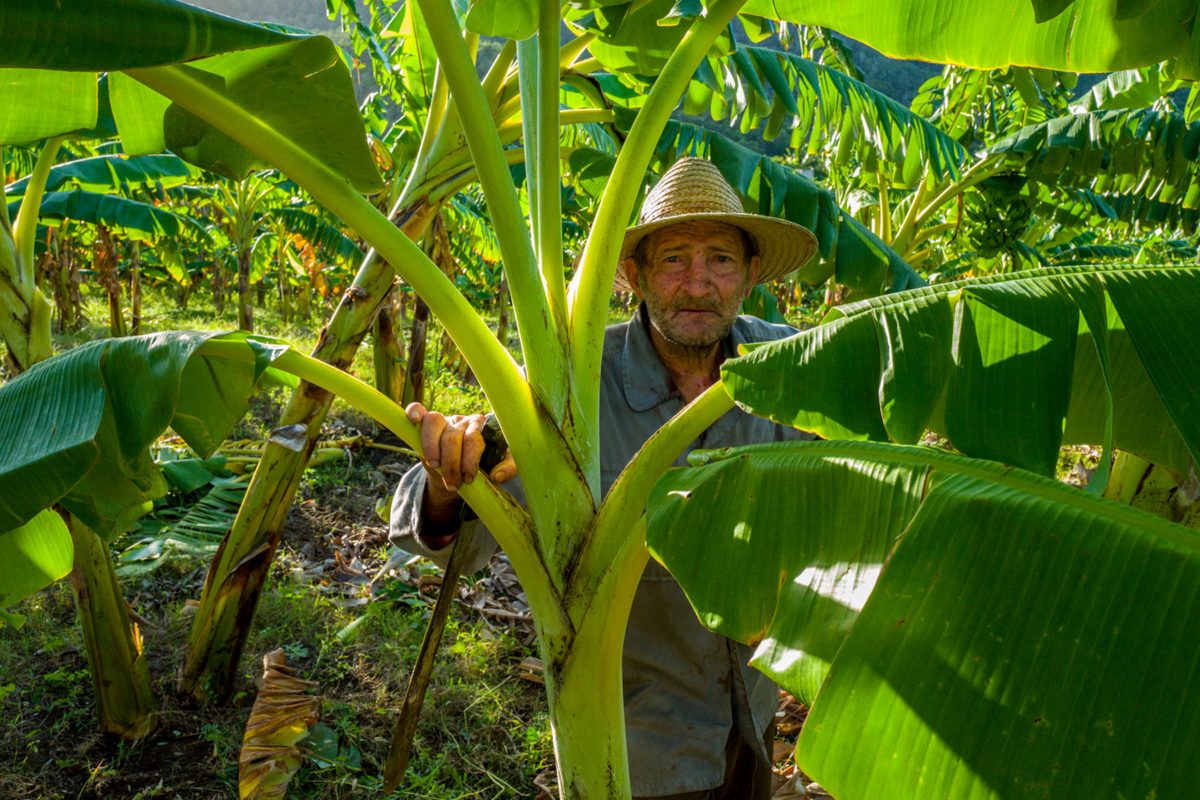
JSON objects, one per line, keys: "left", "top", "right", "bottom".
{"left": 623, "top": 258, "right": 643, "bottom": 299}
{"left": 743, "top": 254, "right": 762, "bottom": 298}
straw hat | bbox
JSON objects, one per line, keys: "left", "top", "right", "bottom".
{"left": 616, "top": 157, "right": 818, "bottom": 292}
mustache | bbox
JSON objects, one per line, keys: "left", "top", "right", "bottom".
{"left": 669, "top": 298, "right": 721, "bottom": 312}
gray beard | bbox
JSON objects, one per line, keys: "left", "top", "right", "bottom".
{"left": 654, "top": 320, "right": 733, "bottom": 351}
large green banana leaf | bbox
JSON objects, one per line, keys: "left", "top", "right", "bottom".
{"left": 683, "top": 46, "right": 966, "bottom": 185}
{"left": 646, "top": 439, "right": 1200, "bottom": 800}
{"left": 4, "top": 154, "right": 198, "bottom": 196}
{"left": 0, "top": 1, "right": 380, "bottom": 191}
{"left": 1072, "top": 65, "right": 1188, "bottom": 113}
{"left": 564, "top": 0, "right": 1200, "bottom": 76}
{"left": 987, "top": 109, "right": 1200, "bottom": 211}
{"left": 720, "top": 265, "right": 1200, "bottom": 477}
{"left": 0, "top": 332, "right": 292, "bottom": 540}
{"left": 738, "top": 0, "right": 1200, "bottom": 76}
{"left": 7, "top": 190, "right": 208, "bottom": 242}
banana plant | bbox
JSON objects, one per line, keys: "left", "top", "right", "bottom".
{"left": 6, "top": 0, "right": 1200, "bottom": 796}
{"left": 0, "top": 122, "right": 167, "bottom": 739}
{"left": 1, "top": 136, "right": 63, "bottom": 372}
{"left": 647, "top": 263, "right": 1200, "bottom": 799}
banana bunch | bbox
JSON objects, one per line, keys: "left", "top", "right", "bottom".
{"left": 964, "top": 177, "right": 1034, "bottom": 258}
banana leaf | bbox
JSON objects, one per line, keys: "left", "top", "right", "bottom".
{"left": 646, "top": 439, "right": 1200, "bottom": 800}
{"left": 4, "top": 153, "right": 197, "bottom": 196}
{"left": 7, "top": 190, "right": 208, "bottom": 242}
{"left": 0, "top": 1, "right": 380, "bottom": 192}
{"left": 737, "top": 0, "right": 1200, "bottom": 77}
{"left": 271, "top": 207, "right": 362, "bottom": 263}
{"left": 987, "top": 109, "right": 1200, "bottom": 212}
{"left": 720, "top": 265, "right": 1200, "bottom": 477}
{"left": 1071, "top": 65, "right": 1187, "bottom": 113}
{"left": 683, "top": 46, "right": 966, "bottom": 185}
{"left": 0, "top": 509, "right": 73, "bottom": 616}
{"left": 0, "top": 332, "right": 293, "bottom": 539}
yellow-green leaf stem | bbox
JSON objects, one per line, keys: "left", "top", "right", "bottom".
{"left": 14, "top": 136, "right": 64, "bottom": 284}
{"left": 126, "top": 65, "right": 548, "bottom": 476}
{"left": 415, "top": 0, "right": 568, "bottom": 424}
{"left": 518, "top": 38, "right": 540, "bottom": 254}
{"left": 912, "top": 154, "right": 1002, "bottom": 231}
{"left": 890, "top": 167, "right": 930, "bottom": 254}
{"left": 197, "top": 339, "right": 572, "bottom": 639}
{"left": 419, "top": 143, "right": 584, "bottom": 206}
{"left": 418, "top": 110, "right": 612, "bottom": 209}
{"left": 481, "top": 39, "right": 517, "bottom": 112}
{"left": 496, "top": 108, "right": 615, "bottom": 145}
{"left": 538, "top": 0, "right": 567, "bottom": 334}
{"left": 565, "top": 0, "right": 747, "bottom": 491}
{"left": 400, "top": 61, "right": 450, "bottom": 202}
{"left": 559, "top": 29, "right": 594, "bottom": 69}
{"left": 567, "top": 381, "right": 735, "bottom": 624}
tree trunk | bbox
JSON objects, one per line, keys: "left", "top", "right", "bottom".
{"left": 0, "top": 209, "right": 53, "bottom": 375}
{"left": 67, "top": 516, "right": 158, "bottom": 739}
{"left": 180, "top": 270, "right": 203, "bottom": 311}
{"left": 373, "top": 283, "right": 405, "bottom": 403}
{"left": 129, "top": 242, "right": 142, "bottom": 335}
{"left": 44, "top": 238, "right": 75, "bottom": 334}
{"left": 180, "top": 203, "right": 438, "bottom": 703}
{"left": 67, "top": 240, "right": 86, "bottom": 330}
{"left": 95, "top": 227, "right": 126, "bottom": 338}
{"left": 212, "top": 260, "right": 226, "bottom": 315}
{"left": 402, "top": 294, "right": 430, "bottom": 408}
{"left": 440, "top": 327, "right": 474, "bottom": 385}
{"left": 238, "top": 246, "right": 253, "bottom": 332}
{"left": 277, "top": 248, "right": 292, "bottom": 325}
{"left": 1103, "top": 450, "right": 1200, "bottom": 528}
{"left": 296, "top": 276, "right": 311, "bottom": 321}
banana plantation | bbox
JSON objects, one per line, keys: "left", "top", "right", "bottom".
{"left": 2, "top": 0, "right": 1200, "bottom": 798}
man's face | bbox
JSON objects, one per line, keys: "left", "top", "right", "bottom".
{"left": 625, "top": 220, "right": 760, "bottom": 349}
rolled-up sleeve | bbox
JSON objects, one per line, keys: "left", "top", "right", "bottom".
{"left": 388, "top": 462, "right": 510, "bottom": 575}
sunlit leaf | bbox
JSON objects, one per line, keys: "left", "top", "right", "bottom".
{"left": 648, "top": 440, "right": 1200, "bottom": 799}
{"left": 0, "top": 510, "right": 73, "bottom": 609}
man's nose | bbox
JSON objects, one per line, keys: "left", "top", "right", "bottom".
{"left": 682, "top": 250, "right": 714, "bottom": 283}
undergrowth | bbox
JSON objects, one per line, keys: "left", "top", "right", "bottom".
{"left": 1, "top": 285, "right": 550, "bottom": 798}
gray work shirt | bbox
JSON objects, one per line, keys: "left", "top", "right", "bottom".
{"left": 390, "top": 304, "right": 811, "bottom": 795}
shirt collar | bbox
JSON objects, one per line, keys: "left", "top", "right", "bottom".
{"left": 620, "top": 303, "right": 750, "bottom": 412}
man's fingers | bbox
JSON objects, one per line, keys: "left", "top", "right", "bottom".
{"left": 414, "top": 408, "right": 495, "bottom": 492}
{"left": 460, "top": 416, "right": 488, "bottom": 484}
{"left": 489, "top": 451, "right": 517, "bottom": 484}
{"left": 437, "top": 417, "right": 467, "bottom": 490}
{"left": 419, "top": 410, "right": 447, "bottom": 469}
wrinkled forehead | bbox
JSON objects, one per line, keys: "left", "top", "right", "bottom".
{"left": 642, "top": 219, "right": 754, "bottom": 257}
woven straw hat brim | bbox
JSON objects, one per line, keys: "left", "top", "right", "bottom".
{"left": 615, "top": 211, "right": 819, "bottom": 293}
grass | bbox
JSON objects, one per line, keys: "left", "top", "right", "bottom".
{"left": 0, "top": 283, "right": 551, "bottom": 798}
{"left": 0, "top": 520, "right": 552, "bottom": 799}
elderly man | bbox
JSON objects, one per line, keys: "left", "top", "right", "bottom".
{"left": 391, "top": 157, "right": 817, "bottom": 798}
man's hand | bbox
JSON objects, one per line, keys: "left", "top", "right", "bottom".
{"left": 406, "top": 403, "right": 516, "bottom": 547}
